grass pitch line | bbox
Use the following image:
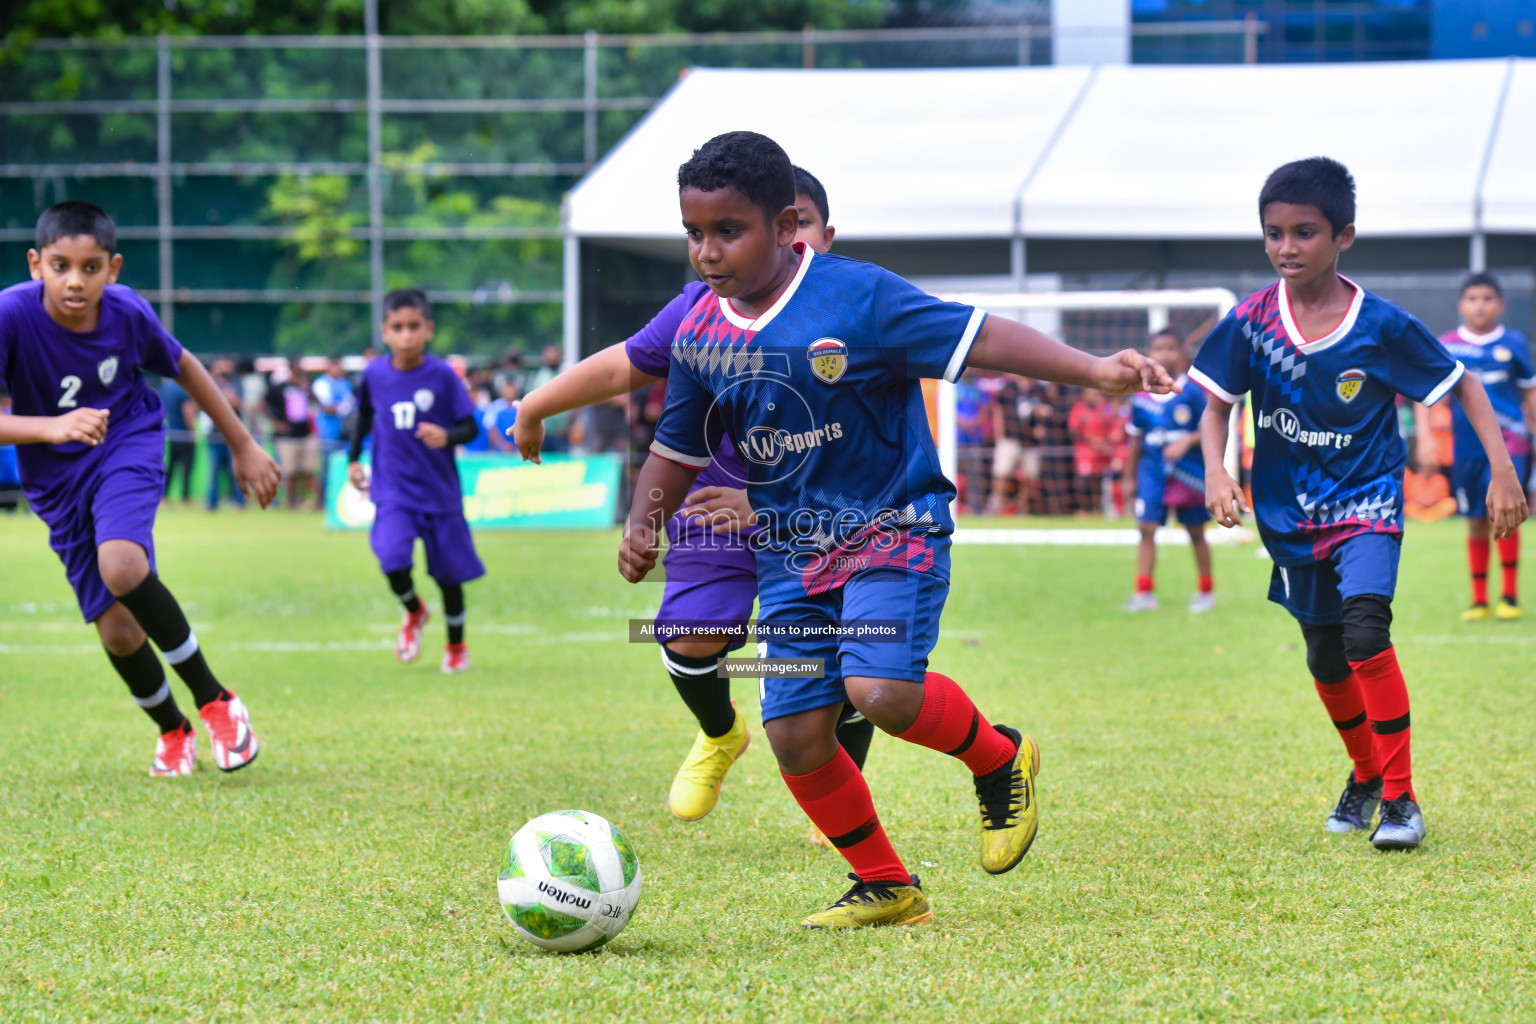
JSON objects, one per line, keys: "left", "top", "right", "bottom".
{"left": 954, "top": 527, "right": 1256, "bottom": 547}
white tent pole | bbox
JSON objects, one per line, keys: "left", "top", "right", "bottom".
{"left": 1471, "top": 57, "right": 1517, "bottom": 274}
{"left": 1010, "top": 65, "right": 1098, "bottom": 292}
{"left": 562, "top": 206, "right": 580, "bottom": 369}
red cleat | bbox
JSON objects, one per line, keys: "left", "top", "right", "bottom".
{"left": 150, "top": 721, "right": 197, "bottom": 777}
{"left": 198, "top": 693, "right": 260, "bottom": 772}
{"left": 396, "top": 606, "right": 430, "bottom": 663}
{"left": 441, "top": 642, "right": 470, "bottom": 674}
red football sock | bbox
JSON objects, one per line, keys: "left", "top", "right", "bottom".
{"left": 1135, "top": 574, "right": 1154, "bottom": 594}
{"left": 1313, "top": 676, "right": 1379, "bottom": 782}
{"left": 894, "top": 672, "right": 1017, "bottom": 776}
{"left": 1350, "top": 648, "right": 1413, "bottom": 801}
{"left": 1198, "top": 575, "right": 1214, "bottom": 594}
{"left": 1469, "top": 536, "right": 1490, "bottom": 605}
{"left": 781, "top": 747, "right": 908, "bottom": 883}
{"left": 1498, "top": 532, "right": 1520, "bottom": 601}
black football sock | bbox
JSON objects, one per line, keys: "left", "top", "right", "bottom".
{"left": 835, "top": 704, "right": 877, "bottom": 771}
{"left": 441, "top": 583, "right": 465, "bottom": 645}
{"left": 386, "top": 569, "right": 423, "bottom": 614}
{"left": 116, "top": 573, "right": 230, "bottom": 708}
{"left": 662, "top": 646, "right": 736, "bottom": 738}
{"left": 106, "top": 640, "right": 189, "bottom": 734}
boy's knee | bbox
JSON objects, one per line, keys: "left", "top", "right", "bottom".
{"left": 1341, "top": 594, "right": 1393, "bottom": 663}
{"left": 95, "top": 604, "right": 146, "bottom": 656}
{"left": 96, "top": 541, "right": 150, "bottom": 596}
{"left": 764, "top": 713, "right": 839, "bottom": 776}
{"left": 664, "top": 636, "right": 729, "bottom": 660}
{"left": 1300, "top": 622, "right": 1350, "bottom": 684}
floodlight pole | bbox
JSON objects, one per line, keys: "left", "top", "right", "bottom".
{"left": 366, "top": 0, "right": 385, "bottom": 339}
{"left": 156, "top": 33, "right": 174, "bottom": 332}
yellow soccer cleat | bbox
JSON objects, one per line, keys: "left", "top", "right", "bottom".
{"left": 668, "top": 706, "right": 750, "bottom": 821}
{"left": 1496, "top": 599, "right": 1523, "bottom": 621}
{"left": 975, "top": 725, "right": 1041, "bottom": 875}
{"left": 801, "top": 873, "right": 933, "bottom": 929}
{"left": 1460, "top": 604, "right": 1492, "bottom": 622}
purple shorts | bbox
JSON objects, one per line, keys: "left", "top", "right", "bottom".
{"left": 370, "top": 504, "right": 486, "bottom": 585}
{"left": 42, "top": 460, "right": 162, "bottom": 623}
{"left": 655, "top": 515, "right": 758, "bottom": 653}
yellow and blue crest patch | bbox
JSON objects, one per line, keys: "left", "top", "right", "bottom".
{"left": 807, "top": 337, "right": 848, "bottom": 384}
{"left": 1335, "top": 368, "right": 1367, "bottom": 403}
{"left": 1494, "top": 346, "right": 1513, "bottom": 363}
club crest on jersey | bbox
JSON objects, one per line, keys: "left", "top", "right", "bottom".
{"left": 414, "top": 388, "right": 434, "bottom": 412}
{"left": 1494, "top": 346, "right": 1512, "bottom": 363}
{"left": 1335, "top": 368, "right": 1367, "bottom": 403}
{"left": 1173, "top": 404, "right": 1192, "bottom": 426}
{"left": 807, "top": 338, "right": 848, "bottom": 384}
{"left": 97, "top": 357, "right": 118, "bottom": 386}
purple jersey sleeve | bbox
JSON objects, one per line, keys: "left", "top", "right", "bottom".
{"left": 625, "top": 281, "right": 711, "bottom": 378}
{"left": 123, "top": 287, "right": 183, "bottom": 378}
{"left": 1382, "top": 309, "right": 1463, "bottom": 406}
{"left": 444, "top": 363, "right": 475, "bottom": 420}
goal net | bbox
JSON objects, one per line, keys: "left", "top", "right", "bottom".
{"left": 930, "top": 287, "right": 1241, "bottom": 533}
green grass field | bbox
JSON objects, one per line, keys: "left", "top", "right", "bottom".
{"left": 2, "top": 509, "right": 1534, "bottom": 1022}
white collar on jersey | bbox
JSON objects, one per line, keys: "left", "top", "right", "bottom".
{"left": 1277, "top": 274, "right": 1365, "bottom": 354}
{"left": 1456, "top": 324, "right": 1506, "bottom": 346}
{"left": 718, "top": 243, "right": 815, "bottom": 331}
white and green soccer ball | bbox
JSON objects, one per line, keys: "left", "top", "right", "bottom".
{"left": 498, "top": 810, "right": 642, "bottom": 953}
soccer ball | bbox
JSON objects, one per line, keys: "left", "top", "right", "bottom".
{"left": 497, "top": 809, "right": 642, "bottom": 953}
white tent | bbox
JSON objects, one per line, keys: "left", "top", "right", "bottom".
{"left": 563, "top": 59, "right": 1535, "bottom": 360}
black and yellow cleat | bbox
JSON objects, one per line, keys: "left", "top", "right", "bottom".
{"left": 1495, "top": 597, "right": 1522, "bottom": 621}
{"left": 1460, "top": 603, "right": 1492, "bottom": 622}
{"left": 975, "top": 725, "right": 1040, "bottom": 875}
{"left": 801, "top": 873, "right": 933, "bottom": 929}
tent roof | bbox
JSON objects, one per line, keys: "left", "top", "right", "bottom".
{"left": 567, "top": 59, "right": 1535, "bottom": 244}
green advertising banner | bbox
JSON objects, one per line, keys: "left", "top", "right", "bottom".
{"left": 324, "top": 450, "right": 622, "bottom": 531}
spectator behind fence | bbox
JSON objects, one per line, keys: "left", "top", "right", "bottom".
{"left": 267, "top": 364, "right": 320, "bottom": 510}
{"left": 312, "top": 356, "right": 355, "bottom": 500}
{"left": 0, "top": 388, "right": 19, "bottom": 511}
{"left": 1033, "top": 382, "right": 1073, "bottom": 516}
{"left": 484, "top": 378, "right": 520, "bottom": 454}
{"left": 203, "top": 358, "right": 247, "bottom": 511}
{"left": 954, "top": 372, "right": 988, "bottom": 514}
{"left": 526, "top": 344, "right": 571, "bottom": 453}
{"left": 1068, "top": 388, "right": 1126, "bottom": 517}
{"left": 988, "top": 374, "right": 1039, "bottom": 516}
{"left": 160, "top": 372, "right": 197, "bottom": 506}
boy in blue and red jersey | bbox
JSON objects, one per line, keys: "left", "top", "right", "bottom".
{"left": 348, "top": 289, "right": 485, "bottom": 674}
{"left": 1417, "top": 272, "right": 1536, "bottom": 621}
{"left": 513, "top": 167, "right": 874, "bottom": 831}
{"left": 1123, "top": 327, "right": 1214, "bottom": 613}
{"left": 0, "top": 201, "right": 279, "bottom": 776}
{"left": 621, "top": 132, "right": 1176, "bottom": 928}
{"left": 1192, "top": 158, "right": 1527, "bottom": 851}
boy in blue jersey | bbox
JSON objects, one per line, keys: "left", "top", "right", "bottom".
{"left": 1123, "top": 328, "right": 1214, "bottom": 613}
{"left": 622, "top": 132, "right": 1176, "bottom": 928}
{"left": 348, "top": 289, "right": 485, "bottom": 673}
{"left": 0, "top": 202, "right": 279, "bottom": 776}
{"left": 513, "top": 166, "right": 875, "bottom": 832}
{"left": 1193, "top": 158, "right": 1527, "bottom": 851}
{"left": 1416, "top": 272, "right": 1536, "bottom": 621}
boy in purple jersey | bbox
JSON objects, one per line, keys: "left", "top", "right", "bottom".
{"left": 623, "top": 132, "right": 1175, "bottom": 928}
{"left": 513, "top": 167, "right": 874, "bottom": 829}
{"left": 1193, "top": 158, "right": 1527, "bottom": 851}
{"left": 1123, "top": 328, "right": 1214, "bottom": 613}
{"left": 348, "top": 289, "right": 485, "bottom": 673}
{"left": 1414, "top": 272, "right": 1536, "bottom": 621}
{"left": 0, "top": 202, "right": 279, "bottom": 776}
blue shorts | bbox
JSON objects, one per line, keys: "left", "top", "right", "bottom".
{"left": 41, "top": 460, "right": 163, "bottom": 623}
{"left": 370, "top": 504, "right": 485, "bottom": 585}
{"left": 1453, "top": 451, "right": 1532, "bottom": 519}
{"left": 1267, "top": 532, "right": 1400, "bottom": 626}
{"left": 654, "top": 515, "right": 758, "bottom": 654}
{"left": 1135, "top": 462, "right": 1209, "bottom": 526}
{"left": 754, "top": 568, "right": 946, "bottom": 723}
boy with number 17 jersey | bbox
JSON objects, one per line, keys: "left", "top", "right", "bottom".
{"left": 349, "top": 289, "right": 485, "bottom": 673}
{"left": 1193, "top": 157, "right": 1526, "bottom": 852}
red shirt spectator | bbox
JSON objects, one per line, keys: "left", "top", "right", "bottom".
{"left": 1068, "top": 389, "right": 1123, "bottom": 478}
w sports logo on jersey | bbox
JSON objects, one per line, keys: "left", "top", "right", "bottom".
{"left": 1335, "top": 368, "right": 1367, "bottom": 403}
{"left": 807, "top": 338, "right": 848, "bottom": 384}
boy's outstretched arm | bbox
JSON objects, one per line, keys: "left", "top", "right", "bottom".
{"left": 1451, "top": 373, "right": 1529, "bottom": 538}
{"left": 965, "top": 316, "right": 1178, "bottom": 397}
{"left": 177, "top": 349, "right": 282, "bottom": 508}
{"left": 513, "top": 343, "right": 660, "bottom": 463}
{"left": 0, "top": 406, "right": 110, "bottom": 447}
{"left": 619, "top": 453, "right": 702, "bottom": 583}
{"left": 1199, "top": 397, "right": 1247, "bottom": 528}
